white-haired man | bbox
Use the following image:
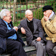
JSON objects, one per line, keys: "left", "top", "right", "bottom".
{"left": 41, "top": 5, "right": 56, "bottom": 56}
{"left": 18, "top": 9, "right": 46, "bottom": 56}
{"left": 0, "top": 9, "right": 27, "bottom": 56}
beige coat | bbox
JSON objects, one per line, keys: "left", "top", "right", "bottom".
{"left": 41, "top": 14, "right": 56, "bottom": 43}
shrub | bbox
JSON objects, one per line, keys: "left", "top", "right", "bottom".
{"left": 33, "top": 8, "right": 43, "bottom": 20}
{"left": 16, "top": 13, "right": 25, "bottom": 19}
{"left": 45, "top": 0, "right": 56, "bottom": 12}
{"left": 13, "top": 21, "right": 20, "bottom": 26}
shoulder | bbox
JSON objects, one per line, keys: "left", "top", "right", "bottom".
{"left": 0, "top": 19, "right": 4, "bottom": 24}
{"left": 41, "top": 17, "right": 44, "bottom": 22}
{"left": 20, "top": 19, "right": 26, "bottom": 23}
{"left": 54, "top": 15, "right": 56, "bottom": 19}
{"left": 0, "top": 19, "right": 2, "bottom": 22}
{"left": 33, "top": 18, "right": 41, "bottom": 23}
{"left": 0, "top": 19, "right": 6, "bottom": 27}
{"left": 34, "top": 18, "right": 40, "bottom": 21}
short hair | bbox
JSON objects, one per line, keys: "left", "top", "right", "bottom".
{"left": 0, "top": 9, "right": 10, "bottom": 19}
{"left": 25, "top": 9, "right": 33, "bottom": 15}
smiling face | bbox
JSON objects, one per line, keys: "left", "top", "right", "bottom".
{"left": 3, "top": 11, "right": 12, "bottom": 23}
{"left": 25, "top": 11, "right": 33, "bottom": 21}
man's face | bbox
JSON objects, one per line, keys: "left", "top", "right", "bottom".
{"left": 43, "top": 10, "right": 52, "bottom": 17}
{"left": 4, "top": 11, "right": 12, "bottom": 23}
{"left": 25, "top": 12, "right": 33, "bottom": 21}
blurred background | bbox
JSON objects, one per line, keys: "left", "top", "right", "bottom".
{"left": 0, "top": 0, "right": 56, "bottom": 26}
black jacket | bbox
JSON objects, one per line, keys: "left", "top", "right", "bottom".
{"left": 0, "top": 19, "right": 24, "bottom": 52}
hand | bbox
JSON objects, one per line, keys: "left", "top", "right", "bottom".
{"left": 13, "top": 26, "right": 18, "bottom": 32}
{"left": 43, "top": 16, "right": 49, "bottom": 21}
{"left": 36, "top": 37, "right": 41, "bottom": 41}
{"left": 21, "top": 27, "right": 26, "bottom": 34}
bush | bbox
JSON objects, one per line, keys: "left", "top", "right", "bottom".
{"left": 33, "top": 0, "right": 38, "bottom": 2}
{"left": 33, "top": 8, "right": 43, "bottom": 20}
{"left": 17, "top": 0, "right": 25, "bottom": 2}
{"left": 45, "top": 0, "right": 56, "bottom": 12}
{"left": 53, "top": 2, "right": 56, "bottom": 12}
{"left": 16, "top": 13, "right": 25, "bottom": 19}
{"left": 17, "top": 0, "right": 38, "bottom": 3}
{"left": 13, "top": 21, "right": 20, "bottom": 26}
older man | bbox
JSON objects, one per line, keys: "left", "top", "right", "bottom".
{"left": 18, "top": 10, "right": 46, "bottom": 56}
{"left": 0, "top": 9, "right": 27, "bottom": 56}
{"left": 41, "top": 5, "right": 56, "bottom": 56}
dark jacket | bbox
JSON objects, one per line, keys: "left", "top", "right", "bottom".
{"left": 0, "top": 19, "right": 24, "bottom": 52}
{"left": 18, "top": 18, "right": 44, "bottom": 45}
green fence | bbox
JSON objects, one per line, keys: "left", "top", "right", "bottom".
{"left": 0, "top": 0, "right": 56, "bottom": 26}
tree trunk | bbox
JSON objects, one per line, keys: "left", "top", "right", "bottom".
{"left": 13, "top": 0, "right": 17, "bottom": 23}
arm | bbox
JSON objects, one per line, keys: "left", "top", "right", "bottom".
{"left": 18, "top": 21, "right": 26, "bottom": 34}
{"left": 45, "top": 20, "right": 56, "bottom": 34}
{"left": 38, "top": 20, "right": 44, "bottom": 39}
{"left": 43, "top": 15, "right": 56, "bottom": 34}
{"left": 0, "top": 24, "right": 16, "bottom": 38}
{"left": 36, "top": 20, "right": 44, "bottom": 41}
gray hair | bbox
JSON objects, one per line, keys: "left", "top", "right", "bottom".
{"left": 0, "top": 9, "right": 10, "bottom": 19}
{"left": 25, "top": 9, "right": 33, "bottom": 15}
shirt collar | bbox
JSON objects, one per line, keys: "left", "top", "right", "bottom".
{"left": 49, "top": 11, "right": 55, "bottom": 19}
{"left": 3, "top": 20, "right": 8, "bottom": 25}
{"left": 27, "top": 18, "right": 33, "bottom": 22}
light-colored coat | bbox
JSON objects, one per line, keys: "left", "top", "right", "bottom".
{"left": 41, "top": 14, "right": 56, "bottom": 43}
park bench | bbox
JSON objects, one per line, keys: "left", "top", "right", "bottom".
{"left": 0, "top": 37, "right": 36, "bottom": 56}
{"left": 18, "top": 31, "right": 36, "bottom": 56}
{"left": 22, "top": 36, "right": 36, "bottom": 56}
{"left": 0, "top": 31, "right": 36, "bottom": 56}
{"left": 21, "top": 36, "right": 56, "bottom": 56}
{"left": 0, "top": 32, "right": 56, "bottom": 56}
{"left": 18, "top": 31, "right": 56, "bottom": 56}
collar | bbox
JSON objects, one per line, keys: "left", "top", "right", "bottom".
{"left": 49, "top": 11, "right": 55, "bottom": 20}
{"left": 3, "top": 20, "right": 8, "bottom": 25}
{"left": 27, "top": 18, "right": 33, "bottom": 22}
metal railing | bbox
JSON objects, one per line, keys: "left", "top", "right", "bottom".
{"left": 0, "top": 0, "right": 55, "bottom": 24}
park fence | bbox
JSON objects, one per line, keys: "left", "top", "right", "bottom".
{"left": 0, "top": 0, "right": 56, "bottom": 25}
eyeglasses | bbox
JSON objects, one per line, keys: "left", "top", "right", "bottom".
{"left": 5, "top": 15, "right": 12, "bottom": 18}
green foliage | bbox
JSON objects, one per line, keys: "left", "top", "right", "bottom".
{"left": 45, "top": 1, "right": 54, "bottom": 6}
{"left": 16, "top": 13, "right": 25, "bottom": 19}
{"left": 33, "top": 8, "right": 43, "bottom": 20}
{"left": 17, "top": 0, "right": 38, "bottom": 2}
{"left": 53, "top": 2, "right": 56, "bottom": 12}
{"left": 17, "top": 0, "right": 26, "bottom": 2}
{"left": 13, "top": 21, "right": 20, "bottom": 26}
{"left": 11, "top": 14, "right": 13, "bottom": 20}
{"left": 47, "top": 0, "right": 54, "bottom": 1}
{"left": 17, "top": 5, "right": 33, "bottom": 10}
{"left": 44, "top": 0, "right": 56, "bottom": 12}
{"left": 16, "top": 5, "right": 33, "bottom": 19}
{"left": 33, "top": 0, "right": 38, "bottom": 2}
